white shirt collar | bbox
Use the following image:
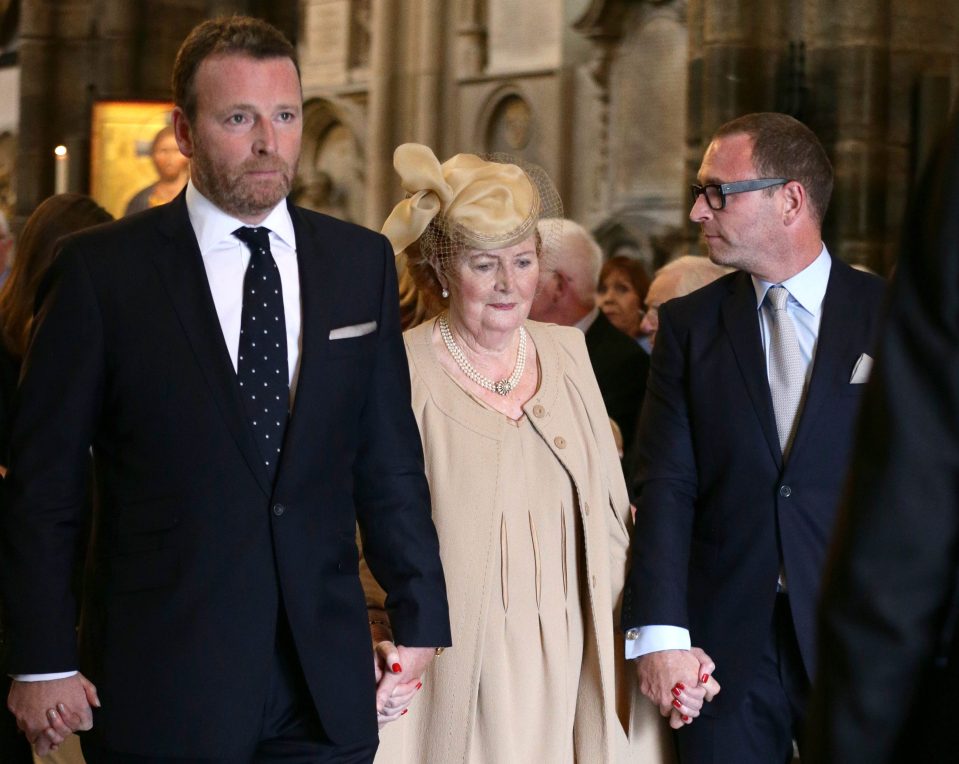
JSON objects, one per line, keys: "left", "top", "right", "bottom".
{"left": 185, "top": 180, "right": 296, "bottom": 253}
{"left": 575, "top": 305, "right": 600, "bottom": 333}
{"left": 751, "top": 244, "right": 831, "bottom": 317}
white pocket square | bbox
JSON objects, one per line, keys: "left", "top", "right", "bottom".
{"left": 329, "top": 321, "right": 377, "bottom": 340}
{"left": 849, "top": 353, "right": 873, "bottom": 384}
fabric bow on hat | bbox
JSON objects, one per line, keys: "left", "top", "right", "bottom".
{"left": 381, "top": 143, "right": 539, "bottom": 257}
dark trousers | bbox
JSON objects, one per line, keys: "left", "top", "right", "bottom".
{"left": 677, "top": 594, "right": 809, "bottom": 764}
{"left": 81, "top": 617, "right": 377, "bottom": 764}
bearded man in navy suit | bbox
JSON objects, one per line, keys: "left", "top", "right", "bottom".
{"left": 621, "top": 112, "right": 884, "bottom": 763}
{"left": 2, "top": 16, "right": 449, "bottom": 763}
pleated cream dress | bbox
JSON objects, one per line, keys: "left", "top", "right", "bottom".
{"left": 364, "top": 319, "right": 673, "bottom": 764}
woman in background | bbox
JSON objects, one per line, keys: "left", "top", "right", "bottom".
{"left": 0, "top": 193, "right": 112, "bottom": 762}
{"left": 596, "top": 255, "right": 651, "bottom": 350}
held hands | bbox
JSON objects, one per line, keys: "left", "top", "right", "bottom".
{"left": 635, "top": 646, "right": 720, "bottom": 729}
{"left": 7, "top": 673, "right": 100, "bottom": 756}
{"left": 372, "top": 641, "right": 433, "bottom": 729}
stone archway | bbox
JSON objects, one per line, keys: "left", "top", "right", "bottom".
{"left": 298, "top": 97, "right": 365, "bottom": 223}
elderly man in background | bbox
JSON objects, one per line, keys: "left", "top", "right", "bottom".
{"left": 639, "top": 255, "right": 732, "bottom": 349}
{"left": 529, "top": 218, "right": 649, "bottom": 453}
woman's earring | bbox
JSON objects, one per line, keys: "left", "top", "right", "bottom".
{"left": 441, "top": 287, "right": 449, "bottom": 299}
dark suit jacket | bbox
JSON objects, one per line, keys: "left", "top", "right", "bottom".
{"left": 0, "top": 195, "right": 451, "bottom": 757}
{"left": 584, "top": 310, "right": 649, "bottom": 454}
{"left": 805, "top": 120, "right": 959, "bottom": 763}
{"left": 621, "top": 258, "right": 884, "bottom": 710}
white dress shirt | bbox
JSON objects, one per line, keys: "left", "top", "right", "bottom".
{"left": 15, "top": 183, "right": 304, "bottom": 682}
{"left": 625, "top": 245, "right": 832, "bottom": 660}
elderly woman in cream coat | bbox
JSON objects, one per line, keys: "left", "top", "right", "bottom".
{"left": 362, "top": 145, "right": 706, "bottom": 763}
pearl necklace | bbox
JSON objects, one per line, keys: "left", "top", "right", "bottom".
{"left": 439, "top": 314, "right": 527, "bottom": 396}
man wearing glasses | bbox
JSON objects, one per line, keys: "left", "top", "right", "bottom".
{"left": 621, "top": 112, "right": 885, "bottom": 763}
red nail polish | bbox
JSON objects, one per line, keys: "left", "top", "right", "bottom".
{"left": 672, "top": 687, "right": 681, "bottom": 697}
{"left": 416, "top": 682, "right": 422, "bottom": 690}
{"left": 682, "top": 714, "right": 690, "bottom": 722}
{"left": 401, "top": 709, "right": 408, "bottom": 716}
{"left": 701, "top": 673, "right": 710, "bottom": 683}
{"left": 392, "top": 663, "right": 402, "bottom": 673}
{"left": 672, "top": 699, "right": 682, "bottom": 709}
{"left": 676, "top": 682, "right": 685, "bottom": 690}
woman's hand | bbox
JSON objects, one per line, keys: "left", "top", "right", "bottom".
{"left": 373, "top": 640, "right": 428, "bottom": 728}
{"left": 667, "top": 646, "right": 721, "bottom": 728}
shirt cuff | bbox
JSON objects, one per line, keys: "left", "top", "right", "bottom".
{"left": 624, "top": 625, "right": 691, "bottom": 659}
{"left": 11, "top": 671, "right": 79, "bottom": 682}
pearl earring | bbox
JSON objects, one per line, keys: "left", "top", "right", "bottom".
{"left": 441, "top": 287, "right": 449, "bottom": 299}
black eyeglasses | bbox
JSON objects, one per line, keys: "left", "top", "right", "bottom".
{"left": 690, "top": 178, "right": 790, "bottom": 211}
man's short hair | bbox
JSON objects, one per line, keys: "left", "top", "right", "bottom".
{"left": 538, "top": 218, "right": 603, "bottom": 305}
{"left": 714, "top": 112, "right": 833, "bottom": 225}
{"left": 173, "top": 16, "right": 300, "bottom": 122}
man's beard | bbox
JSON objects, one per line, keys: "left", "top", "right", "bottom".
{"left": 192, "top": 143, "right": 294, "bottom": 219}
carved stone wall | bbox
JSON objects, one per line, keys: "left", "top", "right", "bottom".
{"left": 6, "top": 0, "right": 958, "bottom": 269}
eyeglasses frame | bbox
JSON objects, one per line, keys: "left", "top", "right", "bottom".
{"left": 690, "top": 178, "right": 791, "bottom": 211}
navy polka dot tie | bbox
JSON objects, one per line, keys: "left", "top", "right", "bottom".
{"left": 233, "top": 226, "right": 289, "bottom": 481}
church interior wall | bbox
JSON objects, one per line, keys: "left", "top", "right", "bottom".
{"left": 0, "top": 0, "right": 956, "bottom": 277}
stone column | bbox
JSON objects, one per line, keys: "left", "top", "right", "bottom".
{"left": 364, "top": 0, "right": 400, "bottom": 230}
{"left": 806, "top": 0, "right": 891, "bottom": 269}
{"left": 413, "top": 0, "right": 446, "bottom": 151}
{"left": 456, "top": 0, "right": 486, "bottom": 77}
{"left": 16, "top": 0, "right": 101, "bottom": 217}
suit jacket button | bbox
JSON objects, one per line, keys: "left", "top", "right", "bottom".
{"left": 779, "top": 485, "right": 792, "bottom": 498}
{"left": 532, "top": 404, "right": 546, "bottom": 418}
{"left": 554, "top": 436, "right": 567, "bottom": 449}
{"left": 272, "top": 503, "right": 286, "bottom": 517}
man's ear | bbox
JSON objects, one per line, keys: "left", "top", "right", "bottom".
{"left": 172, "top": 107, "right": 195, "bottom": 159}
{"left": 781, "top": 180, "right": 805, "bottom": 225}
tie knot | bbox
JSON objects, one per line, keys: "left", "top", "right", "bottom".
{"left": 767, "top": 285, "right": 790, "bottom": 312}
{"left": 233, "top": 226, "right": 271, "bottom": 252}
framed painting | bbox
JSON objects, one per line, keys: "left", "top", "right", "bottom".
{"left": 90, "top": 100, "right": 179, "bottom": 219}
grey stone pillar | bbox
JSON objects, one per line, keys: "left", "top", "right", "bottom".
{"left": 364, "top": 0, "right": 400, "bottom": 230}
{"left": 806, "top": 0, "right": 892, "bottom": 270}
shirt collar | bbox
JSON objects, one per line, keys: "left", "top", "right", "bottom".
{"left": 185, "top": 180, "right": 296, "bottom": 254}
{"left": 751, "top": 244, "right": 831, "bottom": 317}
{"left": 575, "top": 306, "right": 600, "bottom": 333}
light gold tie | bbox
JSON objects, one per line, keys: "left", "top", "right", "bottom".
{"left": 766, "top": 286, "right": 804, "bottom": 457}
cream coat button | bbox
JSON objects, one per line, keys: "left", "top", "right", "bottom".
{"left": 532, "top": 404, "right": 546, "bottom": 418}
{"left": 554, "top": 436, "right": 567, "bottom": 449}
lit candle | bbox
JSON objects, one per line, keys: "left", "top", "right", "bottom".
{"left": 54, "top": 145, "right": 68, "bottom": 194}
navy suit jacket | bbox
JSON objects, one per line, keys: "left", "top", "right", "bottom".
{"left": 0, "top": 195, "right": 451, "bottom": 756}
{"left": 584, "top": 310, "right": 649, "bottom": 454}
{"left": 622, "top": 257, "right": 884, "bottom": 709}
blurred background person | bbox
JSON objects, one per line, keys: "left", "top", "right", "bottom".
{"left": 123, "top": 125, "right": 189, "bottom": 215}
{"left": 0, "top": 210, "right": 13, "bottom": 288}
{"left": 639, "top": 256, "right": 733, "bottom": 350}
{"left": 805, "top": 116, "right": 959, "bottom": 763}
{"left": 365, "top": 143, "right": 680, "bottom": 763}
{"left": 0, "top": 193, "right": 112, "bottom": 764}
{"left": 596, "top": 254, "right": 651, "bottom": 351}
{"left": 530, "top": 218, "right": 649, "bottom": 455}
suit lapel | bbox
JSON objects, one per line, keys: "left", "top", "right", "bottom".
{"left": 789, "top": 259, "right": 856, "bottom": 459}
{"left": 272, "top": 204, "right": 337, "bottom": 480}
{"left": 721, "top": 272, "right": 783, "bottom": 467}
{"left": 150, "top": 195, "right": 273, "bottom": 497}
